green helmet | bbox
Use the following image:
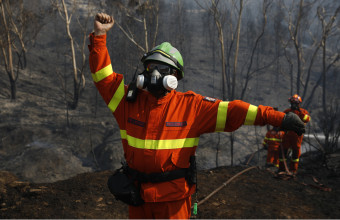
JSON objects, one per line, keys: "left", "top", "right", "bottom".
{"left": 141, "top": 42, "right": 184, "bottom": 80}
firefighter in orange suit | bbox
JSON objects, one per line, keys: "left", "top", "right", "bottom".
{"left": 89, "top": 13, "right": 306, "bottom": 219}
{"left": 279, "top": 94, "right": 311, "bottom": 175}
{"left": 263, "top": 127, "right": 285, "bottom": 167}
{"left": 262, "top": 107, "right": 285, "bottom": 168}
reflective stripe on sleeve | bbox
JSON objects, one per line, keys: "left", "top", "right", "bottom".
{"left": 303, "top": 114, "right": 310, "bottom": 122}
{"left": 291, "top": 158, "right": 299, "bottom": 162}
{"left": 92, "top": 64, "right": 113, "bottom": 83}
{"left": 120, "top": 130, "right": 199, "bottom": 150}
{"left": 215, "top": 101, "right": 229, "bottom": 132}
{"left": 108, "top": 79, "right": 125, "bottom": 113}
{"left": 244, "top": 104, "right": 258, "bottom": 125}
{"left": 264, "top": 137, "right": 282, "bottom": 142}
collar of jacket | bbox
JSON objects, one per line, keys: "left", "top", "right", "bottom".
{"left": 145, "top": 89, "right": 175, "bottom": 105}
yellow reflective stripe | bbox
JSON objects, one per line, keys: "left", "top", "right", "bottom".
{"left": 291, "top": 158, "right": 299, "bottom": 162}
{"left": 154, "top": 49, "right": 171, "bottom": 58}
{"left": 215, "top": 101, "right": 229, "bottom": 132}
{"left": 108, "top": 79, "right": 125, "bottom": 113}
{"left": 264, "top": 137, "right": 282, "bottom": 142}
{"left": 120, "top": 130, "right": 199, "bottom": 150}
{"left": 120, "top": 129, "right": 127, "bottom": 139}
{"left": 244, "top": 105, "right": 258, "bottom": 125}
{"left": 279, "top": 158, "right": 286, "bottom": 162}
{"left": 303, "top": 115, "right": 310, "bottom": 122}
{"left": 92, "top": 64, "right": 113, "bottom": 83}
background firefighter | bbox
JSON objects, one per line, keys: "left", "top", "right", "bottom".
{"left": 279, "top": 94, "right": 311, "bottom": 175}
{"left": 89, "top": 13, "right": 306, "bottom": 219}
{"left": 263, "top": 126, "right": 284, "bottom": 168}
{"left": 262, "top": 108, "right": 285, "bottom": 168}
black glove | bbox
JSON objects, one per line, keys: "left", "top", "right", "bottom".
{"left": 281, "top": 112, "right": 305, "bottom": 136}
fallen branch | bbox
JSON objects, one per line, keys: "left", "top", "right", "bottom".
{"left": 306, "top": 175, "right": 332, "bottom": 192}
{"left": 196, "top": 166, "right": 257, "bottom": 207}
{"left": 307, "top": 182, "right": 332, "bottom": 192}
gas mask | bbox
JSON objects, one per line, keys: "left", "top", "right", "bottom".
{"left": 126, "top": 63, "right": 179, "bottom": 102}
{"left": 136, "top": 63, "right": 178, "bottom": 92}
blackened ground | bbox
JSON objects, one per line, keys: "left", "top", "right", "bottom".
{"left": 0, "top": 154, "right": 339, "bottom": 219}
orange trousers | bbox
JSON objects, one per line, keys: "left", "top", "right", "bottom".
{"left": 129, "top": 196, "right": 192, "bottom": 219}
{"left": 280, "top": 131, "right": 303, "bottom": 172}
{"left": 266, "top": 146, "right": 279, "bottom": 167}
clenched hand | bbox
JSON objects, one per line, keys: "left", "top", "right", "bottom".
{"left": 94, "top": 13, "right": 114, "bottom": 36}
{"left": 281, "top": 112, "right": 305, "bottom": 136}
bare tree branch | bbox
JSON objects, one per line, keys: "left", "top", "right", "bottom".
{"left": 115, "top": 21, "right": 145, "bottom": 52}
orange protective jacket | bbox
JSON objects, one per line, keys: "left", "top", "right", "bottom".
{"left": 88, "top": 33, "right": 285, "bottom": 203}
{"left": 263, "top": 129, "right": 285, "bottom": 150}
{"left": 283, "top": 108, "right": 310, "bottom": 147}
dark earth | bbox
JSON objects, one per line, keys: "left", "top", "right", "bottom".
{"left": 1, "top": 152, "right": 339, "bottom": 219}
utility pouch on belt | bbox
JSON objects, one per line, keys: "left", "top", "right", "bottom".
{"left": 107, "top": 156, "right": 197, "bottom": 206}
{"left": 107, "top": 165, "right": 144, "bottom": 206}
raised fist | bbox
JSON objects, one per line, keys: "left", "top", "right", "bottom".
{"left": 94, "top": 13, "right": 114, "bottom": 36}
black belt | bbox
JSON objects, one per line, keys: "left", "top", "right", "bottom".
{"left": 125, "top": 166, "right": 188, "bottom": 183}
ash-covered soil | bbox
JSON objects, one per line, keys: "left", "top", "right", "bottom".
{"left": 1, "top": 156, "right": 339, "bottom": 219}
